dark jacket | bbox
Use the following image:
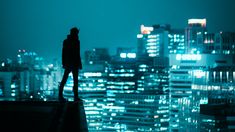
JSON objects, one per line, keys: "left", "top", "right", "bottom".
{"left": 62, "top": 35, "right": 82, "bottom": 69}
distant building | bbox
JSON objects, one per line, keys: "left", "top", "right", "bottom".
{"left": 85, "top": 48, "right": 110, "bottom": 65}
{"left": 102, "top": 48, "right": 137, "bottom": 131}
{"left": 168, "top": 29, "right": 185, "bottom": 54}
{"left": 185, "top": 18, "right": 207, "bottom": 53}
{"left": 0, "top": 67, "right": 31, "bottom": 101}
{"left": 214, "top": 32, "right": 235, "bottom": 54}
{"left": 200, "top": 103, "right": 235, "bottom": 131}
{"left": 17, "top": 49, "right": 45, "bottom": 68}
{"left": 137, "top": 24, "right": 169, "bottom": 60}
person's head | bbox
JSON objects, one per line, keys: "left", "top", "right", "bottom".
{"left": 70, "top": 27, "right": 79, "bottom": 38}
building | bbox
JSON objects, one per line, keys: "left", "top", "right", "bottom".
{"left": 85, "top": 48, "right": 110, "bottom": 65}
{"left": 185, "top": 18, "right": 207, "bottom": 53}
{"left": 168, "top": 29, "right": 185, "bottom": 54}
{"left": 102, "top": 48, "right": 138, "bottom": 131}
{"left": 169, "top": 53, "right": 235, "bottom": 131}
{"left": 137, "top": 24, "right": 169, "bottom": 60}
{"left": 200, "top": 103, "right": 235, "bottom": 131}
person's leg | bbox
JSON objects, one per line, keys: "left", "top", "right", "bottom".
{"left": 72, "top": 69, "right": 79, "bottom": 101}
{"left": 59, "top": 69, "right": 71, "bottom": 101}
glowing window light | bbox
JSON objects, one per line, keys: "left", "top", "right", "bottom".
{"left": 120, "top": 53, "right": 127, "bottom": 58}
{"left": 148, "top": 35, "right": 159, "bottom": 38}
{"left": 188, "top": 18, "right": 206, "bottom": 27}
{"left": 193, "top": 70, "right": 206, "bottom": 78}
{"left": 149, "top": 54, "right": 157, "bottom": 57}
{"left": 160, "top": 119, "right": 169, "bottom": 122}
{"left": 176, "top": 54, "right": 201, "bottom": 61}
{"left": 103, "top": 106, "right": 125, "bottom": 110}
{"left": 160, "top": 127, "right": 168, "bottom": 131}
{"left": 146, "top": 46, "right": 157, "bottom": 50}
{"left": 111, "top": 113, "right": 116, "bottom": 116}
{"left": 146, "top": 42, "right": 157, "bottom": 46}
{"left": 127, "top": 53, "right": 136, "bottom": 58}
{"left": 97, "top": 79, "right": 104, "bottom": 83}
{"left": 85, "top": 111, "right": 99, "bottom": 115}
{"left": 11, "top": 84, "right": 16, "bottom": 88}
{"left": 144, "top": 99, "right": 155, "bottom": 102}
{"left": 139, "top": 64, "right": 147, "bottom": 68}
{"left": 147, "top": 50, "right": 157, "bottom": 53}
{"left": 84, "top": 72, "right": 102, "bottom": 77}
{"left": 137, "top": 34, "right": 143, "bottom": 38}
{"left": 147, "top": 39, "right": 157, "bottom": 42}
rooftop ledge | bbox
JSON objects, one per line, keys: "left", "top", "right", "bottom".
{"left": 0, "top": 101, "right": 88, "bottom": 132}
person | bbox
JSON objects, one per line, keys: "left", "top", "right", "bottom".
{"left": 59, "top": 27, "right": 82, "bottom": 102}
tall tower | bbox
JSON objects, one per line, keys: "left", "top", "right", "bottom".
{"left": 185, "top": 19, "right": 207, "bottom": 53}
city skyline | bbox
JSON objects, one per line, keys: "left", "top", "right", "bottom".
{"left": 1, "top": 0, "right": 235, "bottom": 60}
{"left": 0, "top": 18, "right": 235, "bottom": 131}
{"left": 1, "top": 1, "right": 235, "bottom": 131}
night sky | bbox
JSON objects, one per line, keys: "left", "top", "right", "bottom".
{"left": 1, "top": 0, "right": 235, "bottom": 61}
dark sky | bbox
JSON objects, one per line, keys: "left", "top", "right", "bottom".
{"left": 1, "top": 0, "right": 235, "bottom": 60}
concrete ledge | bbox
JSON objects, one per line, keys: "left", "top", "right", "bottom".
{"left": 0, "top": 101, "right": 88, "bottom": 132}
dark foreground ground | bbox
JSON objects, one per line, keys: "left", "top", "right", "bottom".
{"left": 0, "top": 101, "right": 88, "bottom": 132}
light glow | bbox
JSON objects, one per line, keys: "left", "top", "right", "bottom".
{"left": 141, "top": 25, "right": 154, "bottom": 34}
{"left": 120, "top": 53, "right": 127, "bottom": 58}
{"left": 176, "top": 54, "right": 201, "bottom": 61}
{"left": 188, "top": 19, "right": 206, "bottom": 27}
{"left": 137, "top": 34, "right": 143, "bottom": 38}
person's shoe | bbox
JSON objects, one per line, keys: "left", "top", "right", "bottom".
{"left": 59, "top": 96, "right": 67, "bottom": 102}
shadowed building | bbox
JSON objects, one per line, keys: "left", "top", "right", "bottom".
{"left": 200, "top": 103, "right": 235, "bottom": 131}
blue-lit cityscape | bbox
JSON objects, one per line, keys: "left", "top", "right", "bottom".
{"left": 1, "top": 19, "right": 235, "bottom": 131}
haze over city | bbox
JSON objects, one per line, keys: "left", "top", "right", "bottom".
{"left": 1, "top": 0, "right": 235, "bottom": 60}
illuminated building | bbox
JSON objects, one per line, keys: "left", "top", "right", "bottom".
{"left": 102, "top": 47, "right": 170, "bottom": 131}
{"left": 17, "top": 50, "right": 45, "bottom": 68}
{"left": 185, "top": 18, "right": 207, "bottom": 53}
{"left": 169, "top": 53, "right": 235, "bottom": 131}
{"left": 137, "top": 24, "right": 185, "bottom": 63}
{"left": 214, "top": 32, "right": 235, "bottom": 54}
{"left": 103, "top": 93, "right": 169, "bottom": 131}
{"left": 0, "top": 50, "right": 60, "bottom": 101}
{"left": 136, "top": 63, "right": 169, "bottom": 94}
{"left": 137, "top": 24, "right": 169, "bottom": 59}
{"left": 135, "top": 63, "right": 169, "bottom": 131}
{"left": 0, "top": 71, "right": 25, "bottom": 101}
{"left": 196, "top": 32, "right": 235, "bottom": 54}
{"left": 192, "top": 65, "right": 235, "bottom": 131}
{"left": 168, "top": 29, "right": 185, "bottom": 54}
{"left": 102, "top": 48, "right": 137, "bottom": 131}
{"left": 0, "top": 68, "right": 54, "bottom": 101}
{"left": 185, "top": 19, "right": 235, "bottom": 54}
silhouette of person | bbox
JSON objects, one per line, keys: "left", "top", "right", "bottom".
{"left": 59, "top": 27, "right": 82, "bottom": 102}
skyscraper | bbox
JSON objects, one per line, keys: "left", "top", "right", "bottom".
{"left": 185, "top": 19, "right": 207, "bottom": 53}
